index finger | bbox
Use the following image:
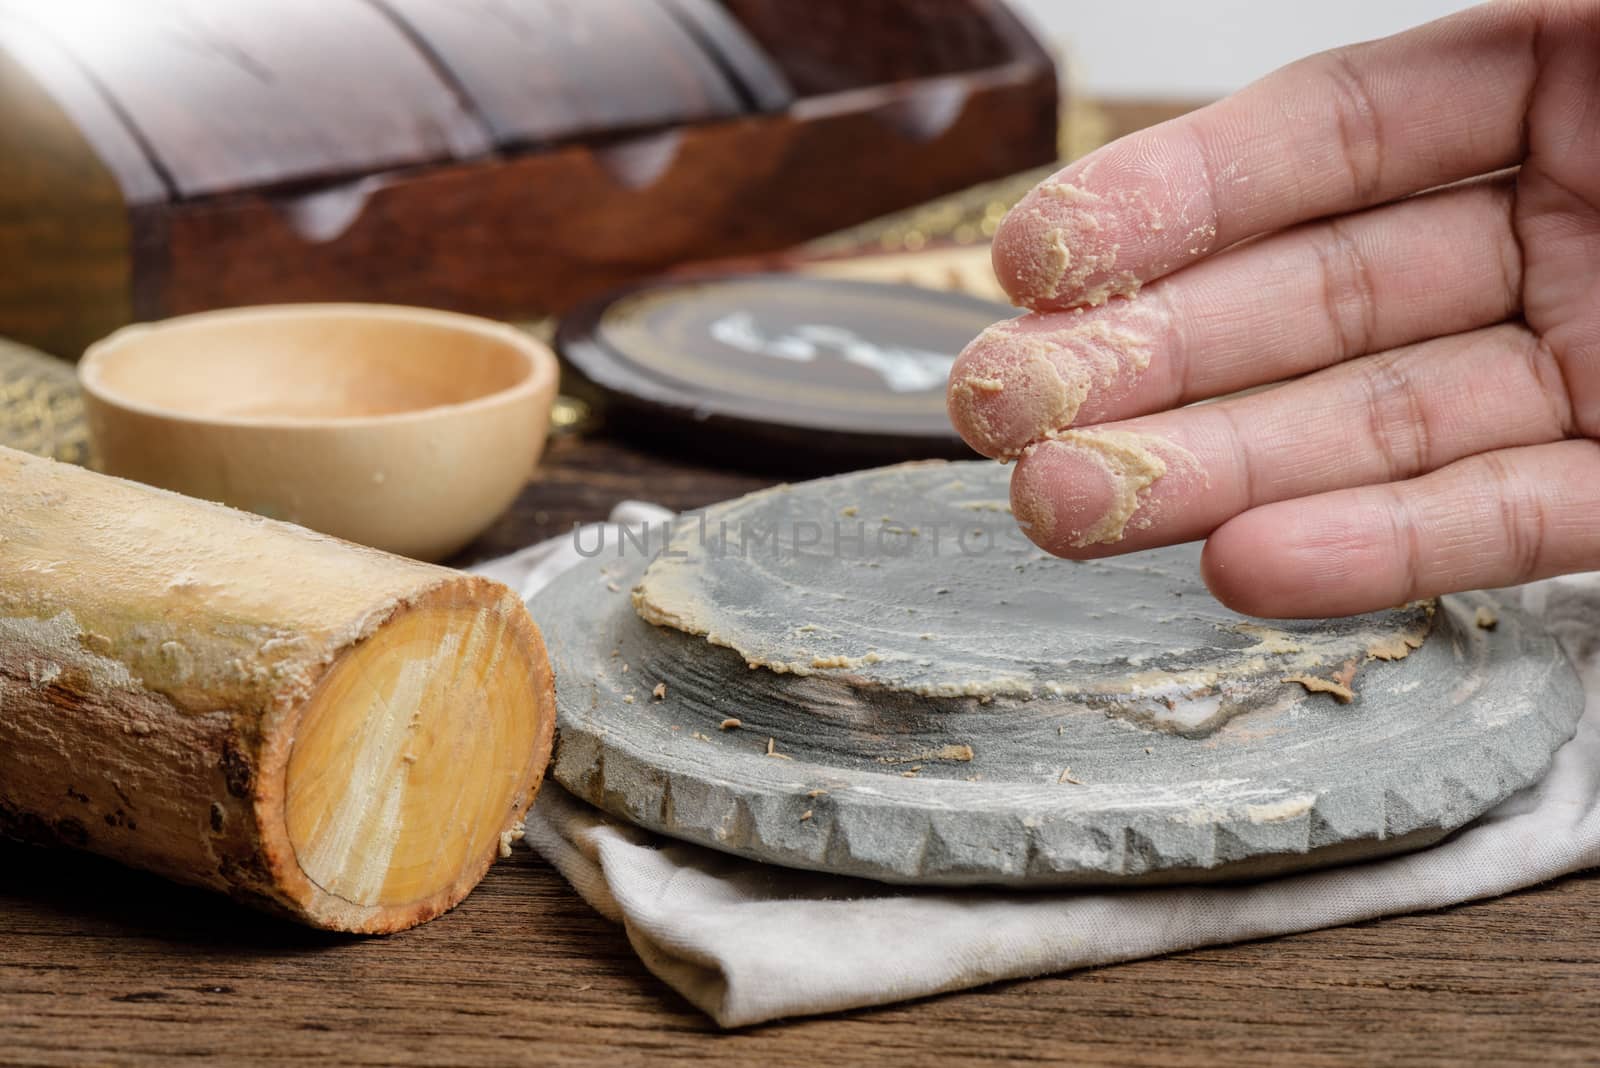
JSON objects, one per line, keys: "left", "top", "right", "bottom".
{"left": 995, "top": 1, "right": 1538, "bottom": 312}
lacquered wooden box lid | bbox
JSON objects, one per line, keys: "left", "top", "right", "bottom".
{"left": 0, "top": 0, "right": 783, "bottom": 202}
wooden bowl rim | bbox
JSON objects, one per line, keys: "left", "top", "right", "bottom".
{"left": 78, "top": 303, "right": 557, "bottom": 430}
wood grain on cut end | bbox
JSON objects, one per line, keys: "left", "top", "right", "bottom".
{"left": 277, "top": 581, "right": 552, "bottom": 931}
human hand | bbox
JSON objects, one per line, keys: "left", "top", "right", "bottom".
{"left": 947, "top": 0, "right": 1600, "bottom": 618}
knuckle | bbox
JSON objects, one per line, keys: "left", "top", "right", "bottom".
{"left": 1219, "top": 405, "right": 1264, "bottom": 505}
{"left": 1491, "top": 184, "right": 1525, "bottom": 318}
{"left": 1311, "top": 219, "right": 1380, "bottom": 360}
{"left": 1318, "top": 48, "right": 1387, "bottom": 207}
{"left": 1518, "top": 333, "right": 1577, "bottom": 437}
{"left": 1478, "top": 450, "right": 1548, "bottom": 581}
{"left": 1355, "top": 355, "right": 1432, "bottom": 481}
{"left": 1380, "top": 484, "right": 1426, "bottom": 605}
{"left": 1537, "top": 336, "right": 1597, "bottom": 441}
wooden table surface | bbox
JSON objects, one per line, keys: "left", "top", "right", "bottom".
{"left": 4, "top": 433, "right": 1600, "bottom": 1066}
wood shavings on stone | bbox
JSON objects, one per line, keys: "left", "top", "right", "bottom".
{"left": 1366, "top": 632, "right": 1427, "bottom": 661}
{"left": 1245, "top": 795, "right": 1316, "bottom": 824}
{"left": 810, "top": 652, "right": 883, "bottom": 670}
{"left": 1283, "top": 674, "right": 1355, "bottom": 704}
{"left": 877, "top": 744, "right": 974, "bottom": 765}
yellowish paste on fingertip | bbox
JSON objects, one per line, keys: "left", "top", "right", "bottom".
{"left": 958, "top": 299, "right": 1168, "bottom": 459}
{"left": 1048, "top": 430, "right": 1167, "bottom": 547}
{"left": 951, "top": 325, "right": 1091, "bottom": 458}
{"left": 1031, "top": 429, "right": 1202, "bottom": 548}
{"left": 1009, "top": 179, "right": 1174, "bottom": 309}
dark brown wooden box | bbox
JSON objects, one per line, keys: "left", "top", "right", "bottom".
{"left": 0, "top": 0, "right": 1056, "bottom": 359}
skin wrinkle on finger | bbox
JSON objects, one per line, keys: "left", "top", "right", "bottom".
{"left": 947, "top": 297, "right": 1169, "bottom": 459}
{"left": 1312, "top": 215, "right": 1381, "bottom": 363}
{"left": 1478, "top": 448, "right": 1555, "bottom": 585}
{"left": 1355, "top": 350, "right": 1435, "bottom": 484}
{"left": 1322, "top": 45, "right": 1388, "bottom": 210}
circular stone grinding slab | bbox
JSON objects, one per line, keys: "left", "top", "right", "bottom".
{"left": 535, "top": 461, "right": 1585, "bottom": 886}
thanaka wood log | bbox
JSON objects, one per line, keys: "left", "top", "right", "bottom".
{"left": 0, "top": 446, "right": 554, "bottom": 932}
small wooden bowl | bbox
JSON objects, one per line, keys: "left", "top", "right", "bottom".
{"left": 80, "top": 304, "right": 557, "bottom": 561}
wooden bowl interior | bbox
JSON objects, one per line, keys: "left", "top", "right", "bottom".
{"left": 88, "top": 312, "right": 535, "bottom": 422}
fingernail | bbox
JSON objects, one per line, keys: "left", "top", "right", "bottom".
{"left": 1011, "top": 430, "right": 1199, "bottom": 552}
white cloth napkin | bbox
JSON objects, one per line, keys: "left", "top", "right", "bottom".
{"left": 474, "top": 504, "right": 1600, "bottom": 1029}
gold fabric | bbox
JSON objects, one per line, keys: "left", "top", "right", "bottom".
{"left": 0, "top": 338, "right": 90, "bottom": 465}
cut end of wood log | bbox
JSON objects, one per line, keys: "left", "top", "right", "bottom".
{"left": 0, "top": 447, "right": 554, "bottom": 933}
{"left": 273, "top": 579, "right": 551, "bottom": 932}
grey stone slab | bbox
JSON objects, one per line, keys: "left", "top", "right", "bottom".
{"left": 534, "top": 460, "right": 1585, "bottom": 886}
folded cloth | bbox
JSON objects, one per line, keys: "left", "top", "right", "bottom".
{"left": 475, "top": 504, "right": 1600, "bottom": 1029}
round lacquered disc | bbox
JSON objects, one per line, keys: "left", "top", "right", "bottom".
{"left": 556, "top": 275, "right": 1014, "bottom": 468}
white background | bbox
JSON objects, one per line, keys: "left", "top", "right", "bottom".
{"left": 1010, "top": 0, "right": 1476, "bottom": 98}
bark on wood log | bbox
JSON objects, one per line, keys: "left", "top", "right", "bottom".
{"left": 0, "top": 446, "right": 554, "bottom": 932}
